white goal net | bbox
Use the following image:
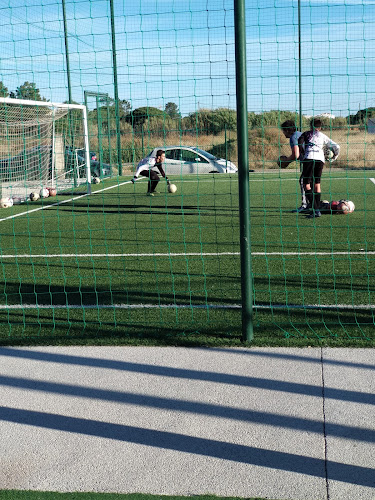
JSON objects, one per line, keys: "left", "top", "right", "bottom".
{"left": 0, "top": 98, "right": 91, "bottom": 201}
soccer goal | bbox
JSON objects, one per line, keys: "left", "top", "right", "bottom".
{"left": 0, "top": 97, "right": 92, "bottom": 201}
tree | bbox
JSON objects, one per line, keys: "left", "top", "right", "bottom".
{"left": 14, "top": 82, "right": 46, "bottom": 101}
{"left": 0, "top": 82, "right": 9, "bottom": 98}
{"left": 126, "top": 106, "right": 165, "bottom": 129}
{"left": 165, "top": 102, "right": 181, "bottom": 119}
{"left": 348, "top": 107, "right": 375, "bottom": 126}
{"left": 88, "top": 98, "right": 132, "bottom": 133}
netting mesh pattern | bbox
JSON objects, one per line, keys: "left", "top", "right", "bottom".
{"left": 0, "top": 1, "right": 373, "bottom": 344}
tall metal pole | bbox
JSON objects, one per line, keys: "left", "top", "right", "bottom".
{"left": 234, "top": 0, "right": 254, "bottom": 342}
{"left": 109, "top": 0, "right": 123, "bottom": 175}
{"left": 61, "top": 0, "right": 72, "bottom": 103}
{"left": 298, "top": 0, "right": 302, "bottom": 131}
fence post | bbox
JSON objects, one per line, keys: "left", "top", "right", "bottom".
{"left": 109, "top": 0, "right": 122, "bottom": 176}
{"left": 234, "top": 0, "right": 254, "bottom": 342}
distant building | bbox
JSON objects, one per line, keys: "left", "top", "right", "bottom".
{"left": 368, "top": 118, "right": 375, "bottom": 134}
{"left": 304, "top": 113, "right": 336, "bottom": 120}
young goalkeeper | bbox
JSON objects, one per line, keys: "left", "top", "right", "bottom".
{"left": 132, "top": 149, "right": 169, "bottom": 196}
{"left": 299, "top": 118, "right": 340, "bottom": 219}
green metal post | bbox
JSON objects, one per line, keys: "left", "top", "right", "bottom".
{"left": 234, "top": 0, "right": 254, "bottom": 342}
{"left": 298, "top": 0, "right": 302, "bottom": 131}
{"left": 61, "top": 0, "right": 72, "bottom": 104}
{"left": 141, "top": 124, "right": 144, "bottom": 157}
{"left": 225, "top": 124, "right": 228, "bottom": 171}
{"left": 96, "top": 96, "right": 104, "bottom": 177}
{"left": 109, "top": 0, "right": 122, "bottom": 176}
{"left": 106, "top": 98, "right": 113, "bottom": 169}
{"left": 62, "top": 0, "right": 76, "bottom": 185}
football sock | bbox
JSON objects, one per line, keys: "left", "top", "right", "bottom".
{"left": 305, "top": 189, "right": 313, "bottom": 206}
{"left": 314, "top": 192, "right": 321, "bottom": 210}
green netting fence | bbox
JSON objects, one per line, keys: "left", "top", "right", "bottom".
{"left": 0, "top": 0, "right": 374, "bottom": 345}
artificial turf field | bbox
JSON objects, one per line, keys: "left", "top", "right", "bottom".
{"left": 0, "top": 169, "right": 374, "bottom": 345}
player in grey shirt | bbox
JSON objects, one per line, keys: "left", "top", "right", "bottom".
{"left": 281, "top": 120, "right": 307, "bottom": 212}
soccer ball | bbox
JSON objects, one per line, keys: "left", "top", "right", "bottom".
{"left": 324, "top": 147, "right": 334, "bottom": 160}
{"left": 320, "top": 200, "right": 330, "bottom": 210}
{"left": 40, "top": 187, "right": 50, "bottom": 198}
{"left": 330, "top": 200, "right": 341, "bottom": 213}
{"left": 92, "top": 177, "right": 100, "bottom": 184}
{"left": 168, "top": 183, "right": 177, "bottom": 194}
{"left": 339, "top": 199, "right": 355, "bottom": 214}
{"left": 30, "top": 192, "right": 40, "bottom": 201}
{"left": 48, "top": 187, "right": 57, "bottom": 197}
{"left": 0, "top": 197, "right": 13, "bottom": 209}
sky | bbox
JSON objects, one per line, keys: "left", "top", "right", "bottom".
{"left": 0, "top": 0, "right": 374, "bottom": 117}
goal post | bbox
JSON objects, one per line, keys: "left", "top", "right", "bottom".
{"left": 0, "top": 97, "right": 91, "bottom": 201}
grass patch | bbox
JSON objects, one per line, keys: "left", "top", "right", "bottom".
{"left": 0, "top": 171, "right": 374, "bottom": 346}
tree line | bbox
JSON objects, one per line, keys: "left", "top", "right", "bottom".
{"left": 1, "top": 80, "right": 374, "bottom": 134}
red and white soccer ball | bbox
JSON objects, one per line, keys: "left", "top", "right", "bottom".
{"left": 0, "top": 197, "right": 14, "bottom": 209}
{"left": 338, "top": 199, "right": 355, "bottom": 214}
{"left": 48, "top": 187, "right": 57, "bottom": 197}
{"left": 39, "top": 187, "right": 50, "bottom": 198}
{"left": 330, "top": 201, "right": 341, "bottom": 213}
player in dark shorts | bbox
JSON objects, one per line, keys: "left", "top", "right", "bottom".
{"left": 299, "top": 118, "right": 340, "bottom": 219}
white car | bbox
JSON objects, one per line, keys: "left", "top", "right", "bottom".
{"left": 136, "top": 146, "right": 237, "bottom": 175}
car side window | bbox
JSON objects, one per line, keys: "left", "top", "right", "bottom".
{"left": 165, "top": 149, "right": 180, "bottom": 160}
{"left": 180, "top": 149, "right": 209, "bottom": 163}
{"left": 180, "top": 149, "right": 196, "bottom": 162}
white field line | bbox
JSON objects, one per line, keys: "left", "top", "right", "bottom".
{"left": 0, "top": 174, "right": 370, "bottom": 225}
{"left": 0, "top": 179, "right": 138, "bottom": 224}
{"left": 0, "top": 303, "right": 374, "bottom": 310}
{"left": 0, "top": 251, "right": 374, "bottom": 259}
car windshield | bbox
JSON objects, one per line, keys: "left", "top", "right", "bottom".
{"left": 192, "top": 148, "right": 217, "bottom": 161}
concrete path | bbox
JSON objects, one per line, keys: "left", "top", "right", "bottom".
{"left": 0, "top": 346, "right": 373, "bottom": 500}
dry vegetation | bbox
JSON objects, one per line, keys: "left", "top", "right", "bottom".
{"left": 89, "top": 125, "right": 375, "bottom": 173}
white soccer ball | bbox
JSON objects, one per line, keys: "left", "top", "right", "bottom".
{"left": 339, "top": 199, "right": 355, "bottom": 214}
{"left": 40, "top": 187, "right": 50, "bottom": 198}
{"left": 325, "top": 149, "right": 334, "bottom": 160}
{"left": 92, "top": 177, "right": 100, "bottom": 185}
{"left": 0, "top": 197, "right": 13, "bottom": 209}
{"left": 30, "top": 192, "right": 40, "bottom": 202}
{"left": 168, "top": 183, "right": 177, "bottom": 194}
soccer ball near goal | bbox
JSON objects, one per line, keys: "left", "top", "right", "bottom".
{"left": 48, "top": 187, "right": 57, "bottom": 197}
{"left": 325, "top": 149, "right": 334, "bottom": 160}
{"left": 0, "top": 197, "right": 14, "bottom": 209}
{"left": 168, "top": 183, "right": 177, "bottom": 194}
{"left": 40, "top": 187, "right": 50, "bottom": 198}
{"left": 92, "top": 177, "right": 100, "bottom": 184}
{"left": 30, "top": 192, "right": 40, "bottom": 201}
{"left": 339, "top": 199, "right": 355, "bottom": 214}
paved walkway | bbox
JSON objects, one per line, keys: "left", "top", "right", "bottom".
{"left": 0, "top": 346, "right": 373, "bottom": 500}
